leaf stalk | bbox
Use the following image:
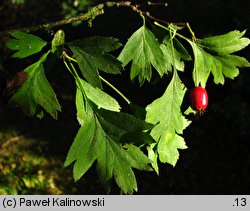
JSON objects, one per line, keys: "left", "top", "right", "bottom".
{"left": 64, "top": 53, "right": 131, "bottom": 105}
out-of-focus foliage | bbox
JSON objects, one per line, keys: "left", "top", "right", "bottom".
{"left": 11, "top": 0, "right": 25, "bottom": 5}
{"left": 0, "top": 130, "right": 73, "bottom": 194}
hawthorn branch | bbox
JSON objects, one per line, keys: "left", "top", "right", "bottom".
{"left": 0, "top": 4, "right": 106, "bottom": 36}
{"left": 0, "top": 1, "right": 188, "bottom": 36}
{"left": 107, "top": 1, "right": 187, "bottom": 27}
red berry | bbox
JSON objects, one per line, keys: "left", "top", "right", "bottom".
{"left": 190, "top": 86, "right": 208, "bottom": 112}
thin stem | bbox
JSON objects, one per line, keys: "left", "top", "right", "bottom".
{"left": 186, "top": 23, "right": 197, "bottom": 41}
{"left": 65, "top": 60, "right": 88, "bottom": 108}
{"left": 154, "top": 21, "right": 191, "bottom": 42}
{"left": 141, "top": 14, "right": 146, "bottom": 26}
{"left": 192, "top": 41, "right": 199, "bottom": 87}
{"left": 154, "top": 21, "right": 199, "bottom": 86}
{"left": 148, "top": 2, "right": 168, "bottom": 7}
{"left": 99, "top": 76, "right": 131, "bottom": 104}
{"left": 64, "top": 53, "right": 131, "bottom": 104}
{"left": 170, "top": 29, "right": 177, "bottom": 74}
{"left": 63, "top": 60, "right": 74, "bottom": 76}
{"left": 154, "top": 21, "right": 170, "bottom": 31}
{"left": 69, "top": 61, "right": 80, "bottom": 79}
{"left": 63, "top": 59, "right": 87, "bottom": 97}
{"left": 185, "top": 24, "right": 199, "bottom": 86}
{"left": 64, "top": 54, "right": 88, "bottom": 95}
{"left": 64, "top": 52, "right": 77, "bottom": 63}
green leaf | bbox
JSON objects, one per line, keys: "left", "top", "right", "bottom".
{"left": 120, "top": 131, "right": 155, "bottom": 145}
{"left": 191, "top": 30, "right": 250, "bottom": 86}
{"left": 157, "top": 132, "right": 187, "bottom": 166}
{"left": 64, "top": 106, "right": 96, "bottom": 180}
{"left": 97, "top": 137, "right": 138, "bottom": 194}
{"left": 174, "top": 38, "right": 192, "bottom": 61}
{"left": 123, "top": 144, "right": 152, "bottom": 171}
{"left": 68, "top": 36, "right": 123, "bottom": 88}
{"left": 9, "top": 51, "right": 61, "bottom": 119}
{"left": 191, "top": 45, "right": 213, "bottom": 87}
{"left": 75, "top": 88, "right": 85, "bottom": 126}
{"left": 75, "top": 75, "right": 121, "bottom": 126}
{"left": 95, "top": 108, "right": 153, "bottom": 141}
{"left": 66, "top": 88, "right": 152, "bottom": 194}
{"left": 147, "top": 143, "right": 159, "bottom": 174}
{"left": 118, "top": 25, "right": 166, "bottom": 84}
{"left": 146, "top": 71, "right": 190, "bottom": 166}
{"left": 96, "top": 124, "right": 115, "bottom": 184}
{"left": 75, "top": 87, "right": 92, "bottom": 126}
{"left": 197, "top": 30, "right": 250, "bottom": 55}
{"left": 161, "top": 35, "right": 191, "bottom": 71}
{"left": 7, "top": 31, "right": 47, "bottom": 58}
{"left": 78, "top": 79, "right": 121, "bottom": 112}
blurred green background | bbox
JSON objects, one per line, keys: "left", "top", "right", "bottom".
{"left": 0, "top": 0, "right": 250, "bottom": 194}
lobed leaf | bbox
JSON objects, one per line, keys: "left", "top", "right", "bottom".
{"left": 118, "top": 25, "right": 166, "bottom": 84}
{"left": 7, "top": 31, "right": 47, "bottom": 58}
{"left": 146, "top": 71, "right": 190, "bottom": 167}
{"left": 98, "top": 138, "right": 138, "bottom": 194}
{"left": 95, "top": 108, "right": 154, "bottom": 141}
{"left": 190, "top": 30, "right": 250, "bottom": 86}
{"left": 66, "top": 88, "right": 153, "bottom": 194}
{"left": 161, "top": 35, "right": 191, "bottom": 71}
{"left": 197, "top": 30, "right": 250, "bottom": 55}
{"left": 64, "top": 109, "right": 96, "bottom": 180}
{"left": 191, "top": 44, "right": 213, "bottom": 87}
{"left": 68, "top": 36, "right": 123, "bottom": 88}
{"left": 157, "top": 132, "right": 187, "bottom": 166}
{"left": 9, "top": 51, "right": 61, "bottom": 119}
{"left": 123, "top": 144, "right": 152, "bottom": 171}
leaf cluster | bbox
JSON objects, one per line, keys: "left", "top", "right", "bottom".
{"left": 5, "top": 16, "right": 250, "bottom": 194}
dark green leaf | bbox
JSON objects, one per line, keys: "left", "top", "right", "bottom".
{"left": 118, "top": 26, "right": 166, "bottom": 84}
{"left": 129, "top": 103, "right": 146, "bottom": 120}
{"left": 123, "top": 144, "right": 152, "bottom": 171}
{"left": 7, "top": 31, "right": 47, "bottom": 58}
{"left": 96, "top": 135, "right": 138, "bottom": 194}
{"left": 68, "top": 36, "right": 123, "bottom": 88}
{"left": 66, "top": 90, "right": 152, "bottom": 193}
{"left": 107, "top": 140, "right": 137, "bottom": 194}
{"left": 95, "top": 108, "right": 154, "bottom": 141}
{"left": 10, "top": 51, "right": 61, "bottom": 119}
{"left": 174, "top": 38, "right": 192, "bottom": 61}
{"left": 96, "top": 125, "right": 115, "bottom": 184}
{"left": 120, "top": 131, "right": 155, "bottom": 145}
{"left": 64, "top": 108, "right": 96, "bottom": 180}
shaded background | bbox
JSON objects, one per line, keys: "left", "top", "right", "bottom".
{"left": 0, "top": 0, "right": 250, "bottom": 194}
